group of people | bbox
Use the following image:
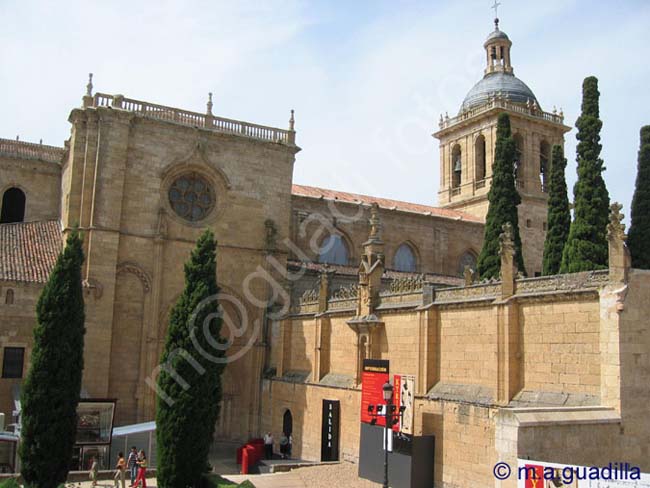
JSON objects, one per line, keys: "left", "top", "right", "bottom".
{"left": 88, "top": 447, "right": 147, "bottom": 488}
{"left": 263, "top": 432, "right": 292, "bottom": 460}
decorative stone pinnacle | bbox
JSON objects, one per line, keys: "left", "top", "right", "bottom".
{"left": 206, "top": 92, "right": 213, "bottom": 115}
{"left": 607, "top": 202, "right": 626, "bottom": 241}
{"left": 15, "top": 135, "right": 19, "bottom": 141}
{"left": 289, "top": 109, "right": 295, "bottom": 131}
{"left": 368, "top": 203, "right": 382, "bottom": 241}
{"left": 439, "top": 114, "right": 444, "bottom": 128}
{"left": 86, "top": 73, "right": 93, "bottom": 97}
{"left": 499, "top": 222, "right": 515, "bottom": 256}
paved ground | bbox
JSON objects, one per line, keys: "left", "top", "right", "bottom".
{"left": 226, "top": 462, "right": 381, "bottom": 488}
{"left": 65, "top": 462, "right": 380, "bottom": 488}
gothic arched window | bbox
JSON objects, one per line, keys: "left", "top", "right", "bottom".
{"left": 1, "top": 188, "right": 26, "bottom": 223}
{"left": 393, "top": 244, "right": 417, "bottom": 272}
{"left": 318, "top": 234, "right": 349, "bottom": 266}
{"left": 451, "top": 145, "right": 462, "bottom": 189}
{"left": 513, "top": 134, "right": 524, "bottom": 184}
{"left": 475, "top": 135, "right": 486, "bottom": 181}
{"left": 458, "top": 251, "right": 477, "bottom": 277}
{"left": 540, "top": 141, "right": 550, "bottom": 192}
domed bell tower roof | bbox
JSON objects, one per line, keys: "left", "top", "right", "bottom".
{"left": 460, "top": 18, "right": 539, "bottom": 113}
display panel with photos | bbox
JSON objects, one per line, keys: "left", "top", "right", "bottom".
{"left": 75, "top": 401, "right": 116, "bottom": 445}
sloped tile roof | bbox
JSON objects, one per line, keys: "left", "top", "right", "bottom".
{"left": 291, "top": 184, "right": 482, "bottom": 223}
{"left": 0, "top": 220, "right": 62, "bottom": 284}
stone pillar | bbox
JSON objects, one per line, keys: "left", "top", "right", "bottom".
{"left": 357, "top": 203, "right": 384, "bottom": 317}
{"left": 607, "top": 202, "right": 631, "bottom": 283}
{"left": 499, "top": 222, "right": 517, "bottom": 298}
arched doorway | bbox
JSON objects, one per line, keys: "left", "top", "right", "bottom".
{"left": 283, "top": 409, "right": 293, "bottom": 437}
{"left": 1, "top": 188, "right": 26, "bottom": 223}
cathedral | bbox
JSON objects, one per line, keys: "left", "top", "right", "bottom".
{"left": 1, "top": 18, "right": 649, "bottom": 488}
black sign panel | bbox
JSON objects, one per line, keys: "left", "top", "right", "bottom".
{"left": 321, "top": 399, "right": 340, "bottom": 462}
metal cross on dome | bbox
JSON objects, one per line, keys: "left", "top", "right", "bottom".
{"left": 491, "top": 0, "right": 501, "bottom": 19}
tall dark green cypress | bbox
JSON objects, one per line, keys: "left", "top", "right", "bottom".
{"left": 542, "top": 145, "right": 571, "bottom": 275}
{"left": 156, "top": 229, "right": 224, "bottom": 488}
{"left": 560, "top": 76, "right": 610, "bottom": 272}
{"left": 19, "top": 230, "right": 85, "bottom": 488}
{"left": 627, "top": 126, "right": 650, "bottom": 268}
{"left": 477, "top": 112, "right": 526, "bottom": 279}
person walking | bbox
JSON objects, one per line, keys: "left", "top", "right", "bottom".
{"left": 131, "top": 450, "right": 147, "bottom": 488}
{"left": 126, "top": 446, "right": 138, "bottom": 486}
{"left": 263, "top": 432, "right": 274, "bottom": 459}
{"left": 279, "top": 433, "right": 289, "bottom": 460}
{"left": 114, "top": 451, "right": 126, "bottom": 488}
{"left": 89, "top": 456, "right": 99, "bottom": 488}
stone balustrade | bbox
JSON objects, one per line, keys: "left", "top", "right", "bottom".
{"left": 91, "top": 93, "right": 296, "bottom": 145}
{"left": 0, "top": 138, "right": 65, "bottom": 164}
{"left": 438, "top": 98, "right": 565, "bottom": 130}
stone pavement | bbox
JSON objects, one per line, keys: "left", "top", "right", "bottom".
{"left": 224, "top": 472, "right": 305, "bottom": 487}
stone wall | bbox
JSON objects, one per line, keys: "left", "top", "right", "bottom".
{"left": 264, "top": 248, "right": 650, "bottom": 487}
{"left": 0, "top": 282, "right": 42, "bottom": 420}
{"left": 0, "top": 154, "right": 61, "bottom": 222}
{"left": 290, "top": 196, "right": 484, "bottom": 277}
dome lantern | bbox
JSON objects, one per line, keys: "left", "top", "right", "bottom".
{"left": 484, "top": 18, "right": 513, "bottom": 76}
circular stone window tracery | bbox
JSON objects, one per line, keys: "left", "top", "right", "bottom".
{"left": 168, "top": 172, "right": 215, "bottom": 222}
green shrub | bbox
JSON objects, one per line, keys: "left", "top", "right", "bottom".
{"left": 0, "top": 478, "right": 20, "bottom": 488}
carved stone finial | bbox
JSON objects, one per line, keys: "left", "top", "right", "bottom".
{"left": 445, "top": 112, "right": 449, "bottom": 120}
{"left": 86, "top": 73, "right": 93, "bottom": 97}
{"left": 39, "top": 139, "right": 43, "bottom": 145}
{"left": 607, "top": 202, "right": 626, "bottom": 242}
{"left": 15, "top": 135, "right": 19, "bottom": 141}
{"left": 439, "top": 114, "right": 444, "bottom": 128}
{"left": 559, "top": 107, "right": 564, "bottom": 120}
{"left": 463, "top": 265, "right": 474, "bottom": 286}
{"left": 499, "top": 222, "right": 515, "bottom": 257}
{"left": 289, "top": 109, "right": 295, "bottom": 131}
{"left": 553, "top": 105, "right": 557, "bottom": 114}
{"left": 368, "top": 203, "right": 382, "bottom": 241}
{"left": 206, "top": 92, "right": 213, "bottom": 115}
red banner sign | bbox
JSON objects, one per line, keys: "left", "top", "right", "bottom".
{"left": 360, "top": 359, "right": 389, "bottom": 427}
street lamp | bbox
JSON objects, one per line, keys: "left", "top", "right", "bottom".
{"left": 367, "top": 382, "right": 406, "bottom": 488}
{"left": 382, "top": 381, "right": 393, "bottom": 488}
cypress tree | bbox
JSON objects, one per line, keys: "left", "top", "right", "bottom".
{"left": 542, "top": 145, "right": 571, "bottom": 275}
{"left": 627, "top": 126, "right": 650, "bottom": 268}
{"left": 477, "top": 112, "right": 526, "bottom": 279}
{"left": 19, "top": 230, "right": 85, "bottom": 488}
{"left": 156, "top": 229, "right": 225, "bottom": 488}
{"left": 560, "top": 76, "right": 610, "bottom": 272}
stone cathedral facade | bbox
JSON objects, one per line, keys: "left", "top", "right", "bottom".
{"left": 1, "top": 20, "right": 649, "bottom": 487}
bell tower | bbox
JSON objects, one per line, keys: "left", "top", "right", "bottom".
{"left": 433, "top": 18, "right": 571, "bottom": 276}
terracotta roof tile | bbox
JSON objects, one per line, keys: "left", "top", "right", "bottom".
{"left": 291, "top": 184, "right": 482, "bottom": 223}
{"left": 0, "top": 220, "right": 62, "bottom": 284}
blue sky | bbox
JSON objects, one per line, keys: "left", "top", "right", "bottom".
{"left": 1, "top": 0, "right": 649, "bottom": 221}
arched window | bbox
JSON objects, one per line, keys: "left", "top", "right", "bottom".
{"left": 451, "top": 144, "right": 462, "bottom": 189}
{"left": 513, "top": 134, "right": 524, "bottom": 184}
{"left": 540, "top": 141, "right": 550, "bottom": 192}
{"left": 458, "top": 251, "right": 477, "bottom": 277}
{"left": 318, "top": 234, "right": 349, "bottom": 265}
{"left": 5, "top": 289, "right": 14, "bottom": 305}
{"left": 393, "top": 244, "right": 417, "bottom": 272}
{"left": 475, "top": 135, "right": 486, "bottom": 181}
{"left": 0, "top": 188, "right": 26, "bottom": 223}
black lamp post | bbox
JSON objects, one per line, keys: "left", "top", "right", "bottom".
{"left": 382, "top": 381, "right": 393, "bottom": 488}
{"left": 367, "top": 381, "right": 406, "bottom": 488}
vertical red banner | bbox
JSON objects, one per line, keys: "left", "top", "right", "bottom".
{"left": 392, "top": 374, "right": 401, "bottom": 432}
{"left": 523, "top": 464, "right": 544, "bottom": 488}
